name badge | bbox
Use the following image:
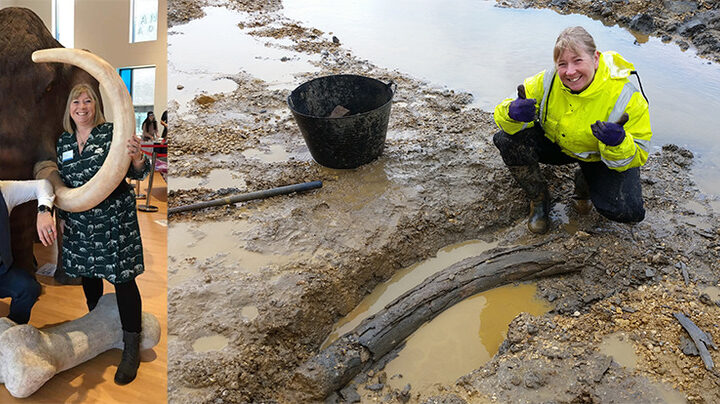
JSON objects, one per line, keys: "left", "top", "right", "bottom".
{"left": 62, "top": 150, "right": 74, "bottom": 162}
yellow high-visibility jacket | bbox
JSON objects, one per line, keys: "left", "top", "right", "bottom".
{"left": 494, "top": 51, "right": 652, "bottom": 172}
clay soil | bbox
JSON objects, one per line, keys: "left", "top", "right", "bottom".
{"left": 167, "top": 0, "right": 720, "bottom": 402}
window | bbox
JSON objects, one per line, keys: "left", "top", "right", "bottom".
{"left": 130, "top": 0, "right": 158, "bottom": 43}
{"left": 118, "top": 66, "right": 156, "bottom": 134}
{"left": 52, "top": 0, "right": 74, "bottom": 48}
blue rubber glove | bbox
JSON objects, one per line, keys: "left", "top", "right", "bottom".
{"left": 508, "top": 84, "right": 536, "bottom": 122}
{"left": 591, "top": 113, "right": 629, "bottom": 147}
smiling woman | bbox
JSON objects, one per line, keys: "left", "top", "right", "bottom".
{"left": 493, "top": 26, "right": 652, "bottom": 234}
{"left": 0, "top": 1, "right": 167, "bottom": 402}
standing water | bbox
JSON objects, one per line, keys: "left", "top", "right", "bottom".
{"left": 322, "top": 239, "right": 498, "bottom": 348}
{"left": 383, "top": 283, "right": 552, "bottom": 390}
{"left": 284, "top": 0, "right": 720, "bottom": 196}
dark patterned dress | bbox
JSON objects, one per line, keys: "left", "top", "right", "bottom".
{"left": 56, "top": 122, "right": 150, "bottom": 284}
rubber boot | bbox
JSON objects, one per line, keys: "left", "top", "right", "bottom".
{"left": 115, "top": 330, "right": 141, "bottom": 385}
{"left": 507, "top": 165, "right": 551, "bottom": 234}
{"left": 573, "top": 168, "right": 592, "bottom": 215}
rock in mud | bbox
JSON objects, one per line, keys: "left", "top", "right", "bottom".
{"left": 366, "top": 383, "right": 384, "bottom": 392}
{"left": 630, "top": 14, "right": 656, "bottom": 34}
{"left": 339, "top": 385, "right": 361, "bottom": 403}
{"left": 421, "top": 394, "right": 466, "bottom": 404}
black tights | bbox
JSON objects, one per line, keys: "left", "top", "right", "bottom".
{"left": 82, "top": 277, "right": 142, "bottom": 333}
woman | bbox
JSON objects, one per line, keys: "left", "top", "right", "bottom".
{"left": 493, "top": 26, "right": 652, "bottom": 234}
{"left": 56, "top": 83, "right": 150, "bottom": 384}
{"left": 160, "top": 110, "right": 168, "bottom": 140}
{"left": 141, "top": 111, "right": 157, "bottom": 141}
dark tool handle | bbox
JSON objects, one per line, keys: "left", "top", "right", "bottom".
{"left": 616, "top": 112, "right": 629, "bottom": 126}
{"left": 517, "top": 84, "right": 526, "bottom": 100}
{"left": 168, "top": 180, "right": 323, "bottom": 215}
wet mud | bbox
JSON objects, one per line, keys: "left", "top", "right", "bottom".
{"left": 499, "top": 0, "right": 720, "bottom": 63}
{"left": 167, "top": 0, "right": 720, "bottom": 402}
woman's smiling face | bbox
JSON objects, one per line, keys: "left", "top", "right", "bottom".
{"left": 70, "top": 92, "right": 96, "bottom": 127}
{"left": 556, "top": 47, "right": 599, "bottom": 93}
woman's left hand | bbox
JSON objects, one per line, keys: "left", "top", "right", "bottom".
{"left": 36, "top": 211, "right": 56, "bottom": 246}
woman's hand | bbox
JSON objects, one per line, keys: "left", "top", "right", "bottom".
{"left": 36, "top": 211, "right": 56, "bottom": 246}
{"left": 127, "top": 135, "right": 145, "bottom": 170}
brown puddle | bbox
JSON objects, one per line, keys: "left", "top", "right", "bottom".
{"left": 320, "top": 161, "right": 392, "bottom": 210}
{"left": 169, "top": 168, "right": 244, "bottom": 191}
{"left": 383, "top": 283, "right": 552, "bottom": 390}
{"left": 701, "top": 285, "right": 720, "bottom": 300}
{"left": 599, "top": 332, "right": 638, "bottom": 369}
{"left": 192, "top": 334, "right": 229, "bottom": 352}
{"left": 241, "top": 144, "right": 289, "bottom": 163}
{"left": 599, "top": 333, "right": 687, "bottom": 403}
{"left": 322, "top": 240, "right": 498, "bottom": 348}
{"left": 168, "top": 220, "right": 307, "bottom": 288}
{"left": 242, "top": 306, "right": 259, "bottom": 321}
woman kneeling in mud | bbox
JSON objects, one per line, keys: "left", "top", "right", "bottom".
{"left": 493, "top": 26, "right": 652, "bottom": 234}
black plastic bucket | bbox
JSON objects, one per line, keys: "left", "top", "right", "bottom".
{"left": 288, "top": 74, "right": 395, "bottom": 169}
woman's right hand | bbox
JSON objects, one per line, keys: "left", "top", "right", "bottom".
{"left": 508, "top": 84, "right": 536, "bottom": 122}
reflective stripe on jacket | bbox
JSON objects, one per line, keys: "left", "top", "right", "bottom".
{"left": 493, "top": 51, "right": 652, "bottom": 172}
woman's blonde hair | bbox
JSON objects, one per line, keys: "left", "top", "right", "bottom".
{"left": 553, "top": 26, "right": 597, "bottom": 63}
{"left": 63, "top": 83, "right": 106, "bottom": 133}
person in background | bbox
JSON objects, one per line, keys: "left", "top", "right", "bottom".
{"left": 56, "top": 83, "right": 150, "bottom": 385}
{"left": 141, "top": 111, "right": 157, "bottom": 142}
{"left": 0, "top": 179, "right": 55, "bottom": 324}
{"left": 160, "top": 110, "right": 168, "bottom": 141}
{"left": 493, "top": 26, "right": 651, "bottom": 234}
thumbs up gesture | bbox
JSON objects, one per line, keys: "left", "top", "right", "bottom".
{"left": 508, "top": 84, "right": 537, "bottom": 123}
{"left": 591, "top": 113, "right": 629, "bottom": 147}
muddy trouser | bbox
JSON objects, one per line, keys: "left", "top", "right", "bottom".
{"left": 493, "top": 126, "right": 645, "bottom": 223}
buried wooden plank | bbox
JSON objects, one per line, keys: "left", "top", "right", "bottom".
{"left": 673, "top": 312, "right": 717, "bottom": 371}
{"left": 289, "top": 241, "right": 588, "bottom": 400}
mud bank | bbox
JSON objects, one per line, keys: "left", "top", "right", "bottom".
{"left": 500, "top": 0, "right": 720, "bottom": 63}
{"left": 167, "top": 0, "right": 720, "bottom": 402}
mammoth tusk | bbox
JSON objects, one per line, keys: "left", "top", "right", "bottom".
{"left": 32, "top": 48, "right": 133, "bottom": 212}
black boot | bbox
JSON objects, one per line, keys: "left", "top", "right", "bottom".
{"left": 573, "top": 168, "right": 592, "bottom": 215}
{"left": 528, "top": 191, "right": 550, "bottom": 234}
{"left": 115, "top": 330, "right": 141, "bottom": 385}
{"left": 507, "top": 165, "right": 551, "bottom": 234}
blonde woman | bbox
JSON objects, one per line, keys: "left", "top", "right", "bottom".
{"left": 56, "top": 83, "right": 150, "bottom": 384}
{"left": 493, "top": 26, "right": 652, "bottom": 234}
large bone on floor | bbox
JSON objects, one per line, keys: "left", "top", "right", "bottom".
{"left": 0, "top": 293, "right": 160, "bottom": 398}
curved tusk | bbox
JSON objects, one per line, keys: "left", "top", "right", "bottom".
{"left": 32, "top": 48, "right": 133, "bottom": 212}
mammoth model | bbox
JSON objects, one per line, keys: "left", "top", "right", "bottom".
{"left": 0, "top": 7, "right": 134, "bottom": 273}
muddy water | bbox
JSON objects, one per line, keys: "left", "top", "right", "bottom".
{"left": 599, "top": 332, "right": 638, "bottom": 369}
{"left": 168, "top": 6, "right": 320, "bottom": 114}
{"left": 168, "top": 220, "right": 307, "bottom": 288}
{"left": 383, "top": 283, "right": 552, "bottom": 390}
{"left": 169, "top": 168, "right": 245, "bottom": 191}
{"left": 599, "top": 333, "right": 687, "bottom": 403}
{"left": 701, "top": 285, "right": 720, "bottom": 301}
{"left": 283, "top": 0, "right": 720, "bottom": 196}
{"left": 192, "top": 334, "right": 229, "bottom": 352}
{"left": 323, "top": 239, "right": 497, "bottom": 348}
{"left": 241, "top": 144, "right": 289, "bottom": 163}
